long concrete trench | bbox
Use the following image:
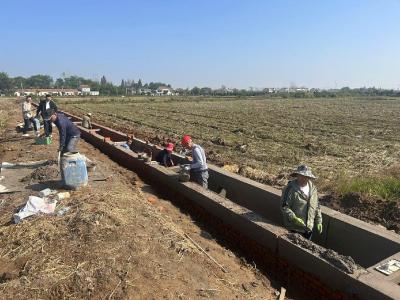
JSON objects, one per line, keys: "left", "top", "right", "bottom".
{"left": 55, "top": 108, "right": 400, "bottom": 300}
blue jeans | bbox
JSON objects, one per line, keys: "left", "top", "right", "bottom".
{"left": 23, "top": 117, "right": 38, "bottom": 133}
{"left": 62, "top": 136, "right": 80, "bottom": 154}
{"left": 190, "top": 169, "right": 209, "bottom": 189}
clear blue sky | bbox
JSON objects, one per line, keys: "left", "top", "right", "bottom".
{"left": 1, "top": 0, "right": 399, "bottom": 89}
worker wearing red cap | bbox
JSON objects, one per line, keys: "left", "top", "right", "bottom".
{"left": 155, "top": 143, "right": 175, "bottom": 167}
{"left": 181, "top": 135, "right": 209, "bottom": 188}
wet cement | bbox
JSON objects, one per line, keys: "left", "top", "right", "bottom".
{"left": 286, "top": 233, "right": 357, "bottom": 274}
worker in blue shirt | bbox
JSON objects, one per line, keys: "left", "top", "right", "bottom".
{"left": 44, "top": 109, "right": 81, "bottom": 155}
{"left": 181, "top": 135, "right": 208, "bottom": 188}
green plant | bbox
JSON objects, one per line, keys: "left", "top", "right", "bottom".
{"left": 337, "top": 176, "right": 400, "bottom": 201}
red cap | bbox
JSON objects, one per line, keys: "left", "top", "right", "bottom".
{"left": 166, "top": 143, "right": 174, "bottom": 152}
{"left": 181, "top": 135, "right": 191, "bottom": 146}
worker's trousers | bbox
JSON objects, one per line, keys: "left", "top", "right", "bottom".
{"left": 23, "top": 117, "right": 38, "bottom": 134}
{"left": 190, "top": 169, "right": 209, "bottom": 189}
{"left": 62, "top": 136, "right": 80, "bottom": 155}
{"left": 44, "top": 120, "right": 53, "bottom": 137}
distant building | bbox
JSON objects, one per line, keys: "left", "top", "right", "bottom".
{"left": 138, "top": 88, "right": 153, "bottom": 96}
{"left": 295, "top": 87, "right": 309, "bottom": 92}
{"left": 215, "top": 86, "right": 234, "bottom": 95}
{"left": 79, "top": 85, "right": 91, "bottom": 94}
{"left": 14, "top": 88, "right": 80, "bottom": 97}
{"left": 14, "top": 87, "right": 100, "bottom": 97}
{"left": 156, "top": 86, "right": 174, "bottom": 96}
{"left": 263, "top": 88, "right": 277, "bottom": 93}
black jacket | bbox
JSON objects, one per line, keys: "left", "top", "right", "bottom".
{"left": 155, "top": 149, "right": 173, "bottom": 167}
{"left": 36, "top": 100, "right": 58, "bottom": 117}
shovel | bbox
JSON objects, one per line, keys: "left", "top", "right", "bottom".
{"left": 57, "top": 151, "right": 61, "bottom": 167}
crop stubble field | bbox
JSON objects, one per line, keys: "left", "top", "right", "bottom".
{"left": 60, "top": 96, "right": 400, "bottom": 194}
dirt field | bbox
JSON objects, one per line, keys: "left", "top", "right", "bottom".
{"left": 0, "top": 99, "right": 286, "bottom": 299}
{"left": 57, "top": 96, "right": 400, "bottom": 233}
{"left": 59, "top": 96, "right": 400, "bottom": 192}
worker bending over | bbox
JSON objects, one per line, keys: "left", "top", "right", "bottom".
{"left": 181, "top": 135, "right": 208, "bottom": 188}
{"left": 45, "top": 109, "right": 80, "bottom": 155}
{"left": 155, "top": 143, "right": 175, "bottom": 167}
{"left": 281, "top": 165, "right": 323, "bottom": 240}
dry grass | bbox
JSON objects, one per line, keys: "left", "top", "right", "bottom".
{"left": 0, "top": 181, "right": 200, "bottom": 299}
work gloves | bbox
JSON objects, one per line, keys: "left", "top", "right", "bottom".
{"left": 317, "top": 223, "right": 323, "bottom": 234}
{"left": 293, "top": 217, "right": 323, "bottom": 234}
{"left": 293, "top": 216, "right": 306, "bottom": 227}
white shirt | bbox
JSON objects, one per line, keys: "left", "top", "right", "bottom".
{"left": 22, "top": 101, "right": 32, "bottom": 118}
{"left": 300, "top": 183, "right": 310, "bottom": 197}
{"left": 45, "top": 101, "right": 50, "bottom": 110}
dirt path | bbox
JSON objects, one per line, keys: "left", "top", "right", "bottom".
{"left": 0, "top": 101, "right": 289, "bottom": 299}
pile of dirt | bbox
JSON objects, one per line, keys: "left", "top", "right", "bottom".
{"left": 20, "top": 164, "right": 60, "bottom": 182}
{"left": 286, "top": 233, "right": 358, "bottom": 274}
{"left": 238, "top": 166, "right": 288, "bottom": 187}
{"left": 321, "top": 193, "right": 400, "bottom": 234}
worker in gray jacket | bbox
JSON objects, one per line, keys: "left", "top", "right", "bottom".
{"left": 82, "top": 112, "right": 92, "bottom": 129}
{"left": 281, "top": 165, "right": 323, "bottom": 239}
{"left": 181, "top": 135, "right": 209, "bottom": 188}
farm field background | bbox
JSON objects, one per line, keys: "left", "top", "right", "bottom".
{"left": 59, "top": 96, "right": 400, "bottom": 194}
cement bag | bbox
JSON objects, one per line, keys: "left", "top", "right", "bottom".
{"left": 14, "top": 196, "right": 57, "bottom": 224}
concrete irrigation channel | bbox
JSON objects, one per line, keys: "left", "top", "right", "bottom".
{"left": 60, "top": 108, "right": 400, "bottom": 299}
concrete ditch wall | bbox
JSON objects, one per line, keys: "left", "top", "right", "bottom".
{"left": 59, "top": 109, "right": 400, "bottom": 299}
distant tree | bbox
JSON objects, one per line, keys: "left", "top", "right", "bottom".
{"left": 137, "top": 79, "right": 142, "bottom": 88}
{"left": 63, "top": 76, "right": 82, "bottom": 88}
{"left": 100, "top": 82, "right": 118, "bottom": 95}
{"left": 25, "top": 74, "right": 53, "bottom": 88}
{"left": 200, "top": 87, "right": 212, "bottom": 95}
{"left": 12, "top": 76, "right": 26, "bottom": 89}
{"left": 100, "top": 75, "right": 107, "bottom": 86}
{"left": 54, "top": 78, "right": 64, "bottom": 88}
{"left": 191, "top": 86, "right": 200, "bottom": 95}
{"left": 120, "top": 79, "right": 125, "bottom": 87}
{"left": 0, "top": 72, "right": 12, "bottom": 93}
{"left": 147, "top": 82, "right": 169, "bottom": 90}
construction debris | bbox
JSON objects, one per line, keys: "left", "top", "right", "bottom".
{"left": 13, "top": 195, "right": 57, "bottom": 223}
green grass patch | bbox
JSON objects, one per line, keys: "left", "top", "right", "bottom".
{"left": 337, "top": 176, "right": 400, "bottom": 201}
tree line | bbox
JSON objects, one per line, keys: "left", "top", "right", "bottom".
{"left": 0, "top": 72, "right": 170, "bottom": 96}
{"left": 0, "top": 71, "right": 399, "bottom": 98}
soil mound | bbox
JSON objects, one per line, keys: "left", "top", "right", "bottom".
{"left": 20, "top": 164, "right": 60, "bottom": 182}
{"left": 321, "top": 193, "right": 400, "bottom": 234}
